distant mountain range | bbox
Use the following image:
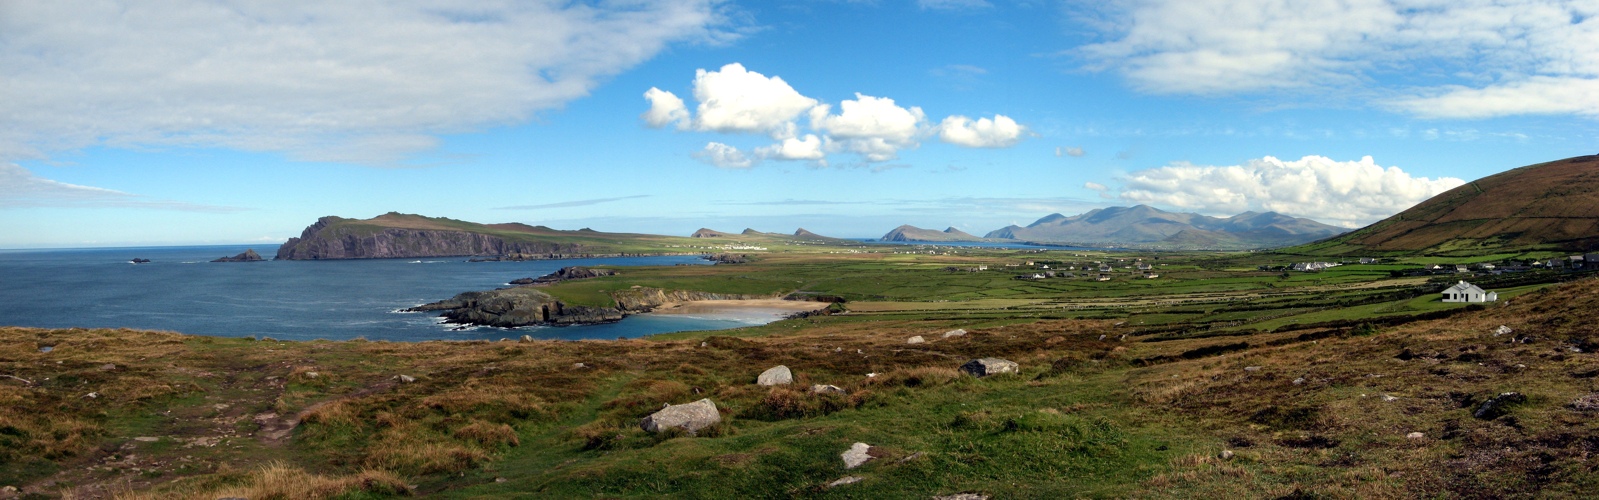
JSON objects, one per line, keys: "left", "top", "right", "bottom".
{"left": 880, "top": 225, "right": 983, "bottom": 242}
{"left": 1291, "top": 155, "right": 1599, "bottom": 256}
{"left": 883, "top": 205, "right": 1348, "bottom": 250}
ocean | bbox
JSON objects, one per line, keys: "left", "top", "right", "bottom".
{"left": 0, "top": 246, "right": 771, "bottom": 341}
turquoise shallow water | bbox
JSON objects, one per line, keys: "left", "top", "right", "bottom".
{"left": 0, "top": 246, "right": 760, "bottom": 341}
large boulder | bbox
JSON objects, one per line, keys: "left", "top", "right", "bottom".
{"left": 942, "top": 329, "right": 967, "bottom": 338}
{"left": 960, "top": 358, "right": 1019, "bottom": 377}
{"left": 758, "top": 365, "right": 794, "bottom": 386}
{"left": 641, "top": 398, "right": 721, "bottom": 435}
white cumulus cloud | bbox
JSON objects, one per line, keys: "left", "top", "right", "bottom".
{"left": 693, "top": 142, "right": 755, "bottom": 169}
{"left": 690, "top": 63, "right": 818, "bottom": 139}
{"left": 642, "top": 88, "right": 691, "bottom": 129}
{"left": 938, "top": 115, "right": 1026, "bottom": 148}
{"left": 644, "top": 63, "right": 1029, "bottom": 166}
{"left": 1079, "top": 0, "right": 1599, "bottom": 119}
{"left": 1113, "top": 155, "right": 1465, "bottom": 227}
{"left": 810, "top": 94, "right": 927, "bottom": 162}
{"left": 0, "top": 1, "right": 732, "bottom": 165}
{"left": 756, "top": 134, "right": 827, "bottom": 162}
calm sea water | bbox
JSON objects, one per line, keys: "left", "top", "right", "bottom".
{"left": 0, "top": 246, "right": 768, "bottom": 341}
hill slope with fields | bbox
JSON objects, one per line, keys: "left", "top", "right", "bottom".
{"left": 1290, "top": 155, "right": 1599, "bottom": 256}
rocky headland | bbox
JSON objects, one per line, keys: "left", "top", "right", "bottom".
{"left": 507, "top": 266, "right": 619, "bottom": 285}
{"left": 276, "top": 216, "right": 585, "bottom": 260}
{"left": 407, "top": 286, "right": 775, "bottom": 328}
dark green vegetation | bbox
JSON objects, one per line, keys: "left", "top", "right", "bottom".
{"left": 1292, "top": 155, "right": 1599, "bottom": 257}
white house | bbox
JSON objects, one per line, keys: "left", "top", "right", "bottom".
{"left": 1442, "top": 281, "right": 1498, "bottom": 303}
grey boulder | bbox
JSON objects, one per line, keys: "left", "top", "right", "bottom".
{"left": 641, "top": 398, "right": 721, "bottom": 435}
{"left": 758, "top": 365, "right": 793, "bottom": 386}
{"left": 960, "top": 358, "right": 1019, "bottom": 377}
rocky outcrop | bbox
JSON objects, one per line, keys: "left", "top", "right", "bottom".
{"left": 212, "top": 249, "right": 264, "bottom": 262}
{"left": 408, "top": 286, "right": 774, "bottom": 328}
{"left": 276, "top": 216, "right": 585, "bottom": 260}
{"left": 508, "top": 266, "right": 618, "bottom": 285}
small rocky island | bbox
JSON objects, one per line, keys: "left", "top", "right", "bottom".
{"left": 211, "top": 249, "right": 264, "bottom": 262}
{"left": 130, "top": 258, "right": 151, "bottom": 264}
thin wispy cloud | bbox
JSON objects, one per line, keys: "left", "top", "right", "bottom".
{"left": 496, "top": 195, "right": 652, "bottom": 210}
{"left": 0, "top": 164, "right": 247, "bottom": 213}
{"left": 1079, "top": 0, "right": 1599, "bottom": 119}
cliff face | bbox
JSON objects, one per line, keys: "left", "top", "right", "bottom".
{"left": 276, "top": 216, "right": 583, "bottom": 260}
{"left": 408, "top": 286, "right": 774, "bottom": 328}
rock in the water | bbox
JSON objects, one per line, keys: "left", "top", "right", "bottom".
{"left": 757, "top": 365, "right": 793, "bottom": 386}
{"left": 1473, "top": 392, "right": 1527, "bottom": 420}
{"left": 130, "top": 258, "right": 151, "bottom": 264}
{"left": 959, "top": 358, "right": 1019, "bottom": 377}
{"left": 1406, "top": 432, "right": 1425, "bottom": 440}
{"left": 942, "top": 329, "right": 967, "bottom": 338}
{"left": 812, "top": 384, "right": 847, "bottom": 395}
{"left": 640, "top": 398, "right": 721, "bottom": 435}
{"left": 907, "top": 336, "right": 926, "bottom": 344}
{"left": 842, "top": 442, "right": 874, "bottom": 469}
{"left": 211, "top": 249, "right": 264, "bottom": 262}
{"left": 827, "top": 476, "right": 863, "bottom": 488}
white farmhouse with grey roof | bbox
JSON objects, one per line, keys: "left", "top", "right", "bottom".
{"left": 1442, "top": 281, "right": 1498, "bottom": 303}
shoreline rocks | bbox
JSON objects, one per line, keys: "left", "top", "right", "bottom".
{"left": 211, "top": 249, "right": 264, "bottom": 262}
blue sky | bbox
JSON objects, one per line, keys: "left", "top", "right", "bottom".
{"left": 3, "top": 0, "right": 1596, "bottom": 248}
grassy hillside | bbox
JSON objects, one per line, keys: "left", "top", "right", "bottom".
{"left": 1288, "top": 155, "right": 1599, "bottom": 257}
{"left": 9, "top": 271, "right": 1599, "bottom": 497}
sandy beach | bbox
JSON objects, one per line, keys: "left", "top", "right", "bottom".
{"left": 649, "top": 299, "right": 830, "bottom": 316}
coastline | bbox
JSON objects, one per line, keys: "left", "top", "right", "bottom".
{"left": 648, "top": 299, "right": 830, "bottom": 315}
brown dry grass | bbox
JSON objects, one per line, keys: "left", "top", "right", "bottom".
{"left": 107, "top": 462, "right": 409, "bottom": 500}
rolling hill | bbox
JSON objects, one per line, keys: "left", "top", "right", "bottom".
{"left": 1289, "top": 155, "right": 1599, "bottom": 256}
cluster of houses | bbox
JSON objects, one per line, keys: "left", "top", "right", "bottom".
{"left": 1006, "top": 258, "right": 1161, "bottom": 281}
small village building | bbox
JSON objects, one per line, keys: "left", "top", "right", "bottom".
{"left": 1142, "top": 272, "right": 1159, "bottom": 279}
{"left": 1442, "top": 281, "right": 1498, "bottom": 303}
{"left": 1096, "top": 274, "right": 1111, "bottom": 282}
{"left": 1359, "top": 257, "right": 1378, "bottom": 264}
